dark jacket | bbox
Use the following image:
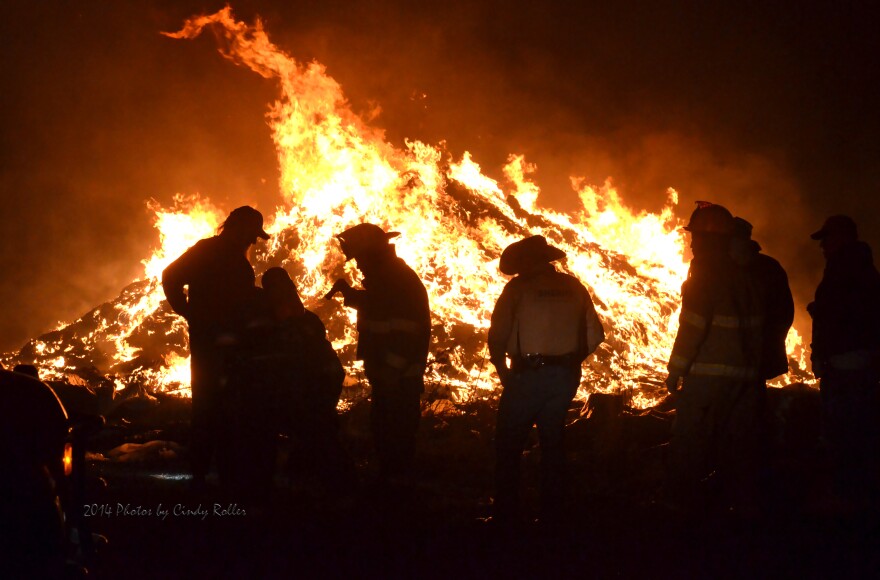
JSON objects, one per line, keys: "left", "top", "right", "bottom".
{"left": 732, "top": 239, "right": 795, "bottom": 380}
{"left": 161, "top": 236, "right": 256, "bottom": 340}
{"left": 669, "top": 249, "right": 765, "bottom": 380}
{"left": 343, "top": 249, "right": 431, "bottom": 379}
{"left": 809, "top": 240, "right": 880, "bottom": 361}
{"left": 233, "top": 308, "right": 345, "bottom": 417}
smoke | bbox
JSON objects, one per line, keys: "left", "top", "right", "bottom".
{"left": 2, "top": 0, "right": 877, "bottom": 354}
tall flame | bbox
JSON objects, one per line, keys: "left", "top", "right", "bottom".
{"left": 2, "top": 7, "right": 815, "bottom": 405}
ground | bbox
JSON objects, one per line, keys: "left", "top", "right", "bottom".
{"left": 69, "top": 392, "right": 880, "bottom": 579}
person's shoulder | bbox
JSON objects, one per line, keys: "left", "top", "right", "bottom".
{"left": 755, "top": 252, "right": 786, "bottom": 273}
{"left": 850, "top": 240, "right": 875, "bottom": 265}
{"left": 185, "top": 236, "right": 222, "bottom": 256}
{"left": 302, "top": 310, "right": 326, "bottom": 329}
{"left": 552, "top": 269, "right": 589, "bottom": 292}
{"left": 390, "top": 257, "right": 428, "bottom": 290}
{"left": 391, "top": 256, "right": 420, "bottom": 277}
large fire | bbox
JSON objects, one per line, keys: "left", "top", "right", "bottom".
{"left": 1, "top": 7, "right": 814, "bottom": 407}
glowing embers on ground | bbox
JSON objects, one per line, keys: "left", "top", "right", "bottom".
{"left": 1, "top": 6, "right": 815, "bottom": 406}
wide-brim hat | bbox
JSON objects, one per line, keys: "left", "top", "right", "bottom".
{"left": 499, "top": 235, "right": 566, "bottom": 275}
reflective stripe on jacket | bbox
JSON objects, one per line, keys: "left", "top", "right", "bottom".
{"left": 342, "top": 252, "right": 431, "bottom": 375}
{"left": 668, "top": 256, "right": 764, "bottom": 380}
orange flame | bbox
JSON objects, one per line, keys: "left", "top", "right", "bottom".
{"left": 2, "top": 7, "right": 816, "bottom": 405}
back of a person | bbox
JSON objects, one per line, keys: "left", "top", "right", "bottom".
{"left": 507, "top": 268, "right": 585, "bottom": 358}
{"left": 684, "top": 254, "right": 764, "bottom": 376}
{"left": 358, "top": 253, "right": 431, "bottom": 369}
{"left": 813, "top": 239, "right": 880, "bottom": 358}
{"left": 752, "top": 252, "right": 793, "bottom": 379}
{"left": 184, "top": 236, "right": 256, "bottom": 333}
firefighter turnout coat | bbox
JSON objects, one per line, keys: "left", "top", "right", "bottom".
{"left": 342, "top": 250, "right": 431, "bottom": 381}
{"left": 668, "top": 255, "right": 765, "bottom": 382}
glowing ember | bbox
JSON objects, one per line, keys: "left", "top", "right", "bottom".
{"left": 0, "top": 7, "right": 815, "bottom": 406}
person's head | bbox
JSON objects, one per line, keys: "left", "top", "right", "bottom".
{"left": 12, "top": 364, "right": 40, "bottom": 380}
{"left": 219, "top": 206, "right": 270, "bottom": 249}
{"left": 499, "top": 235, "right": 566, "bottom": 276}
{"left": 261, "top": 267, "right": 304, "bottom": 319}
{"left": 336, "top": 223, "right": 399, "bottom": 267}
{"left": 732, "top": 217, "right": 754, "bottom": 240}
{"left": 684, "top": 202, "right": 735, "bottom": 258}
{"left": 811, "top": 215, "right": 858, "bottom": 260}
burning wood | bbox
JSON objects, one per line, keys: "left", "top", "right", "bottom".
{"left": 0, "top": 7, "right": 814, "bottom": 407}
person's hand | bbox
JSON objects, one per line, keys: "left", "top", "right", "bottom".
{"left": 665, "top": 373, "right": 682, "bottom": 394}
{"left": 495, "top": 364, "right": 513, "bottom": 387}
{"left": 324, "top": 279, "right": 351, "bottom": 300}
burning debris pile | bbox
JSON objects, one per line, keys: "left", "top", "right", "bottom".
{"left": 1, "top": 8, "right": 813, "bottom": 407}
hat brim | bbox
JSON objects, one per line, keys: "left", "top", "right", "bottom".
{"left": 499, "top": 238, "right": 566, "bottom": 275}
{"left": 257, "top": 229, "right": 270, "bottom": 240}
{"left": 810, "top": 229, "right": 825, "bottom": 240}
{"left": 545, "top": 245, "right": 566, "bottom": 263}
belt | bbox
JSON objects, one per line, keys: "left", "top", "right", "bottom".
{"left": 511, "top": 353, "right": 578, "bottom": 371}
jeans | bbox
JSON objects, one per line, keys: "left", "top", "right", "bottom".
{"left": 494, "top": 364, "right": 581, "bottom": 518}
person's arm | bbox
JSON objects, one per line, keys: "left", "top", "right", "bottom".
{"left": 324, "top": 279, "right": 368, "bottom": 309}
{"left": 666, "top": 276, "right": 713, "bottom": 392}
{"left": 162, "top": 247, "right": 197, "bottom": 319}
{"left": 582, "top": 287, "right": 605, "bottom": 358}
{"left": 488, "top": 283, "right": 517, "bottom": 382}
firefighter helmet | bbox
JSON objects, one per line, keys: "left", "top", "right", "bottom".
{"left": 684, "top": 202, "right": 735, "bottom": 235}
{"left": 336, "top": 223, "right": 400, "bottom": 261}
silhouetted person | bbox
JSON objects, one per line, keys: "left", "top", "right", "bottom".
{"left": 807, "top": 215, "right": 880, "bottom": 505}
{"left": 325, "top": 223, "right": 430, "bottom": 483}
{"left": 665, "top": 203, "right": 766, "bottom": 515}
{"left": 13, "top": 363, "right": 41, "bottom": 380}
{"left": 488, "top": 235, "right": 604, "bottom": 523}
{"left": 232, "top": 267, "right": 352, "bottom": 492}
{"left": 162, "top": 205, "right": 269, "bottom": 489}
{"left": 0, "top": 369, "right": 69, "bottom": 577}
{"left": 730, "top": 217, "right": 795, "bottom": 381}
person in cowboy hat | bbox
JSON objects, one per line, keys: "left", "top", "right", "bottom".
{"left": 162, "top": 205, "right": 270, "bottom": 490}
{"left": 488, "top": 234, "right": 605, "bottom": 523}
{"left": 325, "top": 223, "right": 431, "bottom": 484}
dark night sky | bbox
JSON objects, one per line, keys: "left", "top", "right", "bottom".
{"left": 1, "top": 0, "right": 879, "bottom": 351}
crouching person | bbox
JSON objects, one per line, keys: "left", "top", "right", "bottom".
{"left": 488, "top": 235, "right": 605, "bottom": 524}
{"left": 250, "top": 267, "right": 354, "bottom": 493}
